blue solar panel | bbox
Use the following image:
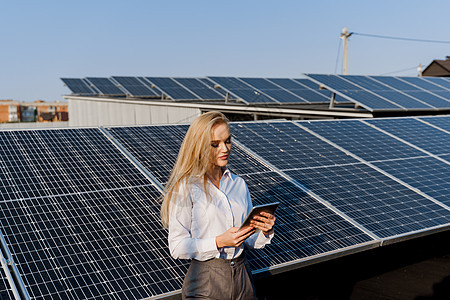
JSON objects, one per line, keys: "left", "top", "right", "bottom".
{"left": 371, "top": 76, "right": 450, "bottom": 108}
{"left": 300, "top": 120, "right": 425, "bottom": 162}
{"left": 266, "top": 78, "right": 328, "bottom": 103}
{"left": 230, "top": 121, "right": 359, "bottom": 170}
{"left": 111, "top": 76, "right": 159, "bottom": 97}
{"left": 419, "top": 115, "right": 450, "bottom": 132}
{"left": 292, "top": 78, "right": 348, "bottom": 103}
{"left": 340, "top": 75, "right": 433, "bottom": 110}
{"left": 61, "top": 78, "right": 96, "bottom": 95}
{"left": 305, "top": 74, "right": 403, "bottom": 111}
{"left": 85, "top": 77, "right": 125, "bottom": 96}
{"left": 366, "top": 118, "right": 450, "bottom": 156}
{"left": 239, "top": 78, "right": 306, "bottom": 103}
{"left": 423, "top": 77, "right": 450, "bottom": 90}
{"left": 144, "top": 77, "right": 200, "bottom": 100}
{"left": 172, "top": 78, "right": 224, "bottom": 100}
{"left": 372, "top": 157, "right": 450, "bottom": 207}
{"left": 285, "top": 163, "right": 450, "bottom": 238}
{"left": 242, "top": 172, "right": 374, "bottom": 271}
{"left": 207, "top": 77, "right": 278, "bottom": 104}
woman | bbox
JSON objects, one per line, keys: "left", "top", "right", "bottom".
{"left": 161, "top": 111, "right": 276, "bottom": 299}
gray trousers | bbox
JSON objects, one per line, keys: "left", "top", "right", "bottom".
{"left": 182, "top": 254, "right": 256, "bottom": 300}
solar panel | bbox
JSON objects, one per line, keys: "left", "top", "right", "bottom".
{"left": 365, "top": 118, "right": 450, "bottom": 156}
{"left": 207, "top": 77, "right": 278, "bottom": 104}
{"left": 371, "top": 76, "right": 450, "bottom": 108}
{"left": 61, "top": 78, "right": 97, "bottom": 95}
{"left": 419, "top": 115, "right": 450, "bottom": 132}
{"left": 300, "top": 119, "right": 425, "bottom": 162}
{"left": 230, "top": 121, "right": 359, "bottom": 171}
{"left": 85, "top": 77, "right": 126, "bottom": 96}
{"left": 0, "top": 268, "right": 14, "bottom": 300}
{"left": 304, "top": 74, "right": 403, "bottom": 111}
{"left": 285, "top": 163, "right": 450, "bottom": 238}
{"left": 341, "top": 75, "right": 433, "bottom": 110}
{"left": 372, "top": 157, "right": 450, "bottom": 207}
{"left": 241, "top": 171, "right": 374, "bottom": 272}
{"left": 144, "top": 77, "right": 200, "bottom": 100}
{"left": 423, "top": 77, "right": 450, "bottom": 90}
{"left": 291, "top": 78, "right": 349, "bottom": 103}
{"left": 172, "top": 78, "right": 225, "bottom": 100}
{"left": 111, "top": 76, "right": 160, "bottom": 97}
{"left": 0, "top": 128, "right": 188, "bottom": 299}
{"left": 238, "top": 78, "right": 307, "bottom": 103}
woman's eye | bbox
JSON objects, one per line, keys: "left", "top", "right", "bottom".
{"left": 225, "top": 139, "right": 231, "bottom": 144}
{"left": 211, "top": 143, "right": 219, "bottom": 148}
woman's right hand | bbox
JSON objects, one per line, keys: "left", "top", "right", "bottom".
{"left": 216, "top": 226, "right": 255, "bottom": 249}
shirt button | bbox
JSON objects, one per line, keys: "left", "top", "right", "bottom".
{"left": 230, "top": 261, "right": 235, "bottom": 266}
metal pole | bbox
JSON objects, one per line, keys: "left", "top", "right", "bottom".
{"left": 340, "top": 27, "right": 352, "bottom": 75}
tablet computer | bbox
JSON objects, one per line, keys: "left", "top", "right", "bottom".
{"left": 238, "top": 202, "right": 279, "bottom": 232}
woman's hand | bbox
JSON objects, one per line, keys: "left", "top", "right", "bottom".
{"left": 250, "top": 212, "right": 276, "bottom": 235}
{"left": 216, "top": 226, "right": 255, "bottom": 249}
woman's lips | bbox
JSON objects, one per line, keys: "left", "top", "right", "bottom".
{"left": 219, "top": 155, "right": 228, "bottom": 160}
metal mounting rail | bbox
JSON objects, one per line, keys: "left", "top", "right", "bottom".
{"left": 0, "top": 230, "right": 30, "bottom": 300}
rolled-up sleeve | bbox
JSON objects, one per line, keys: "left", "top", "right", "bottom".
{"left": 168, "top": 184, "right": 219, "bottom": 260}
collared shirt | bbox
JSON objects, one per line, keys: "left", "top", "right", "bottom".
{"left": 168, "top": 169, "right": 274, "bottom": 261}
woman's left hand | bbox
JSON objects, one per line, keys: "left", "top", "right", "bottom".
{"left": 250, "top": 212, "right": 276, "bottom": 235}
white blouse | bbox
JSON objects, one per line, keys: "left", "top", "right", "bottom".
{"left": 168, "top": 169, "right": 274, "bottom": 261}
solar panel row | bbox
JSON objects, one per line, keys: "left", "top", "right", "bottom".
{"left": 1, "top": 116, "right": 450, "bottom": 299}
{"left": 305, "top": 74, "right": 450, "bottom": 111}
{"left": 61, "top": 76, "right": 338, "bottom": 104}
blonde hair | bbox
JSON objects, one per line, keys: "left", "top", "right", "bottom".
{"left": 160, "top": 111, "right": 229, "bottom": 227}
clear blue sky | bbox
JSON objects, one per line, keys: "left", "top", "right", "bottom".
{"left": 1, "top": 0, "right": 450, "bottom": 102}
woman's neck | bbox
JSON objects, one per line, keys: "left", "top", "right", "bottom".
{"left": 206, "top": 166, "right": 225, "bottom": 188}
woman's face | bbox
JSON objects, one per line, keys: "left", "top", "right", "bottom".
{"left": 210, "top": 123, "right": 232, "bottom": 168}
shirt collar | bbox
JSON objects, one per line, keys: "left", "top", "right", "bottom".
{"left": 222, "top": 168, "right": 235, "bottom": 182}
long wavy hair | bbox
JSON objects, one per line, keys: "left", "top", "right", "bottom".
{"left": 160, "top": 111, "right": 230, "bottom": 227}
